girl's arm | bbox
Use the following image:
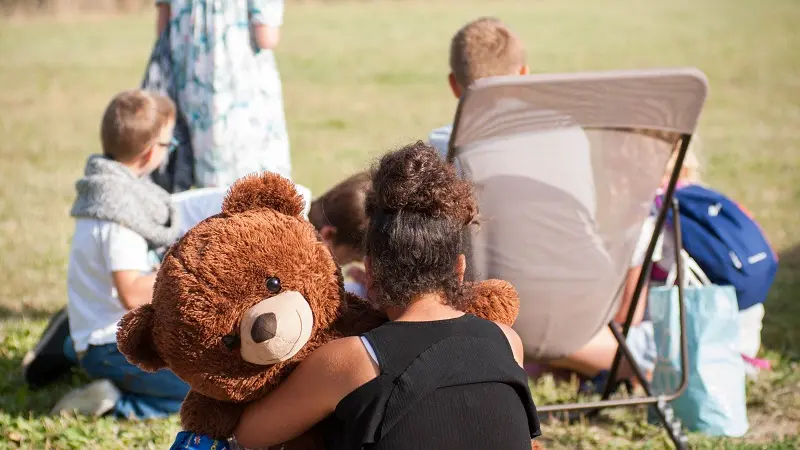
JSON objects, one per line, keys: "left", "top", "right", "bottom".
{"left": 614, "top": 266, "right": 648, "bottom": 326}
{"left": 105, "top": 224, "right": 157, "bottom": 310}
{"left": 156, "top": 2, "right": 170, "bottom": 36}
{"left": 616, "top": 216, "right": 659, "bottom": 326}
{"left": 252, "top": 26, "right": 281, "bottom": 50}
{"left": 249, "top": 0, "right": 284, "bottom": 50}
{"left": 113, "top": 271, "right": 157, "bottom": 310}
{"left": 234, "top": 336, "right": 377, "bottom": 449}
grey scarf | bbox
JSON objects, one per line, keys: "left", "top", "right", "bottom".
{"left": 70, "top": 154, "right": 181, "bottom": 249}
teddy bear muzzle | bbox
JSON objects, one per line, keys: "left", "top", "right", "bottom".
{"left": 239, "top": 291, "right": 314, "bottom": 365}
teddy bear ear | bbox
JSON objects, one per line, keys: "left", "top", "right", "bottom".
{"left": 116, "top": 304, "right": 167, "bottom": 372}
{"left": 222, "top": 172, "right": 305, "bottom": 217}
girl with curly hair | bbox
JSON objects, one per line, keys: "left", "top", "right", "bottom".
{"left": 234, "top": 141, "right": 541, "bottom": 449}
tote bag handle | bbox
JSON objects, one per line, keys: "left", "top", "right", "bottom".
{"left": 666, "top": 249, "right": 712, "bottom": 287}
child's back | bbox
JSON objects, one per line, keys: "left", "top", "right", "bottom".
{"left": 431, "top": 19, "right": 667, "bottom": 383}
{"left": 67, "top": 218, "right": 153, "bottom": 355}
{"left": 67, "top": 140, "right": 180, "bottom": 354}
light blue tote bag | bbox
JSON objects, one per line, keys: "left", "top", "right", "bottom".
{"left": 649, "top": 250, "right": 749, "bottom": 437}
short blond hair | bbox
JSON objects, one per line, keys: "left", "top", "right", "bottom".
{"left": 100, "top": 89, "right": 176, "bottom": 162}
{"left": 666, "top": 136, "right": 703, "bottom": 184}
{"left": 449, "top": 17, "right": 526, "bottom": 89}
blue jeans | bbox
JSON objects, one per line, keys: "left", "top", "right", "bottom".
{"left": 66, "top": 338, "right": 190, "bottom": 420}
{"left": 625, "top": 321, "right": 657, "bottom": 373}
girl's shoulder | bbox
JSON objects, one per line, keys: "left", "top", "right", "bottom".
{"left": 490, "top": 321, "right": 524, "bottom": 366}
{"left": 305, "top": 336, "right": 380, "bottom": 392}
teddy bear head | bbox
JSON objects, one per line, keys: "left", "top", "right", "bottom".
{"left": 117, "top": 173, "right": 346, "bottom": 403}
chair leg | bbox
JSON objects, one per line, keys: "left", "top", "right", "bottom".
{"left": 654, "top": 399, "right": 690, "bottom": 450}
{"left": 601, "top": 135, "right": 694, "bottom": 403}
{"left": 607, "top": 324, "right": 689, "bottom": 449}
{"left": 591, "top": 184, "right": 692, "bottom": 449}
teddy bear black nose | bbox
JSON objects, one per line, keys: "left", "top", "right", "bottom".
{"left": 251, "top": 312, "right": 278, "bottom": 343}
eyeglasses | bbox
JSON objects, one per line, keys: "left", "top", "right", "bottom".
{"left": 157, "top": 137, "right": 179, "bottom": 155}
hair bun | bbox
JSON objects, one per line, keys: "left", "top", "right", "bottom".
{"left": 367, "top": 141, "right": 477, "bottom": 224}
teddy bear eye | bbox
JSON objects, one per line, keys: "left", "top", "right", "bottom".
{"left": 266, "top": 277, "right": 281, "bottom": 293}
{"left": 222, "top": 334, "right": 240, "bottom": 350}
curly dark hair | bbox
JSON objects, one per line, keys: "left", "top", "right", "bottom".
{"left": 365, "top": 141, "right": 478, "bottom": 310}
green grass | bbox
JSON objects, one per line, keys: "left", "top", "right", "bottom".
{"left": 1, "top": 0, "right": 799, "bottom": 448}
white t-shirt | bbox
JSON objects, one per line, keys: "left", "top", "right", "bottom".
{"left": 172, "top": 187, "right": 229, "bottom": 235}
{"left": 66, "top": 219, "right": 154, "bottom": 353}
{"left": 630, "top": 216, "right": 662, "bottom": 268}
{"left": 428, "top": 124, "right": 453, "bottom": 160}
{"left": 428, "top": 124, "right": 465, "bottom": 175}
{"left": 344, "top": 280, "right": 368, "bottom": 298}
{"left": 171, "top": 183, "right": 315, "bottom": 235}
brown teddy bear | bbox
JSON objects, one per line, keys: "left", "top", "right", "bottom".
{"left": 116, "top": 172, "right": 522, "bottom": 448}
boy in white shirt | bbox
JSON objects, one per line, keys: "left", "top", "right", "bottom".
{"left": 51, "top": 89, "right": 190, "bottom": 418}
{"left": 431, "top": 18, "right": 659, "bottom": 387}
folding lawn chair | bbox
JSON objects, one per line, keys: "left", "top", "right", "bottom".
{"left": 447, "top": 68, "right": 708, "bottom": 449}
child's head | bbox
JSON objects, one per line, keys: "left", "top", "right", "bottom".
{"left": 100, "top": 89, "right": 176, "bottom": 176}
{"left": 308, "top": 172, "right": 371, "bottom": 266}
{"left": 663, "top": 136, "right": 703, "bottom": 187}
{"left": 364, "top": 141, "right": 478, "bottom": 310}
{"left": 448, "top": 17, "right": 528, "bottom": 98}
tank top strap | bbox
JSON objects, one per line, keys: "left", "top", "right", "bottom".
{"left": 361, "top": 327, "right": 401, "bottom": 377}
{"left": 359, "top": 335, "right": 380, "bottom": 367}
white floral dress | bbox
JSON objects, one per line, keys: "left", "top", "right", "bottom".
{"left": 156, "top": 0, "right": 291, "bottom": 188}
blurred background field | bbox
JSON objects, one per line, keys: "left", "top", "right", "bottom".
{"left": 1, "top": 0, "right": 798, "bottom": 448}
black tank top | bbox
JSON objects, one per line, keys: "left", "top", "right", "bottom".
{"left": 322, "top": 314, "right": 541, "bottom": 450}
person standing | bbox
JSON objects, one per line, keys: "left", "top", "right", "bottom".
{"left": 154, "top": 0, "right": 291, "bottom": 189}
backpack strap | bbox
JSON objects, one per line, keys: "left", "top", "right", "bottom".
{"left": 373, "top": 336, "right": 540, "bottom": 441}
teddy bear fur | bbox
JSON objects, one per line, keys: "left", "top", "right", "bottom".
{"left": 117, "top": 172, "right": 525, "bottom": 449}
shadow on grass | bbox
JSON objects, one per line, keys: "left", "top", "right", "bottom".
{"left": 0, "top": 305, "right": 81, "bottom": 418}
{"left": 761, "top": 244, "right": 800, "bottom": 360}
{"left": 0, "top": 304, "right": 59, "bottom": 321}
{"left": 0, "top": 353, "right": 81, "bottom": 417}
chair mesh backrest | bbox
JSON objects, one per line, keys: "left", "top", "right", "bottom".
{"left": 449, "top": 68, "right": 708, "bottom": 359}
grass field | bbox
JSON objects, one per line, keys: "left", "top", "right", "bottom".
{"left": 1, "top": 0, "right": 799, "bottom": 448}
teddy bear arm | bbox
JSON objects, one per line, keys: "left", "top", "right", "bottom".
{"left": 464, "top": 279, "right": 521, "bottom": 327}
{"left": 180, "top": 390, "right": 245, "bottom": 441}
{"left": 332, "top": 292, "right": 388, "bottom": 337}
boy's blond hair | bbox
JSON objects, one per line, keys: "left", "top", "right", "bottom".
{"left": 100, "top": 89, "right": 176, "bottom": 162}
{"left": 449, "top": 17, "right": 526, "bottom": 89}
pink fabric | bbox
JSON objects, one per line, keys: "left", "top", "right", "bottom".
{"left": 653, "top": 181, "right": 689, "bottom": 210}
{"left": 651, "top": 264, "right": 669, "bottom": 281}
{"left": 741, "top": 355, "right": 771, "bottom": 370}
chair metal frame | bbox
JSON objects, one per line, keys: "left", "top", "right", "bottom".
{"left": 448, "top": 116, "right": 696, "bottom": 449}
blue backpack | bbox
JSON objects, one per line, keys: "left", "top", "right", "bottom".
{"left": 665, "top": 185, "right": 778, "bottom": 310}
